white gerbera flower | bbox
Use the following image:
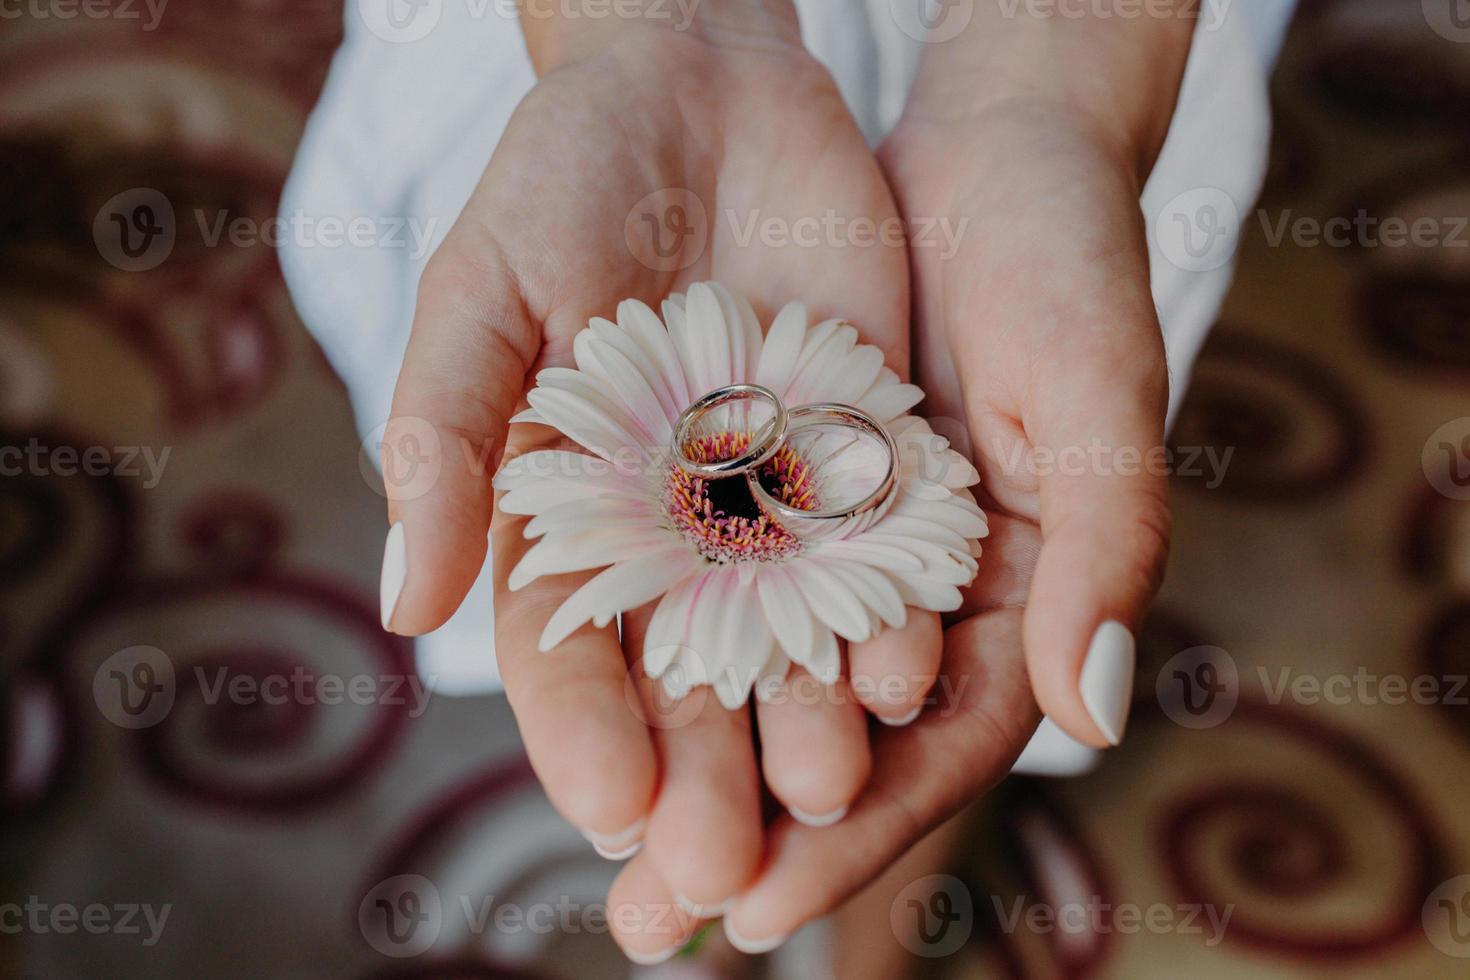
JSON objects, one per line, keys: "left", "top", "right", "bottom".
{"left": 494, "top": 282, "right": 987, "bottom": 709}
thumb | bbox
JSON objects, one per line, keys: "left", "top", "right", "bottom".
{"left": 1021, "top": 318, "right": 1171, "bottom": 748}
{"left": 378, "top": 245, "right": 539, "bottom": 636}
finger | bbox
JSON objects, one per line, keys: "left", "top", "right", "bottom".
{"left": 607, "top": 850, "right": 702, "bottom": 965}
{"left": 847, "top": 610, "right": 941, "bottom": 726}
{"left": 491, "top": 422, "right": 657, "bottom": 849}
{"left": 724, "top": 611, "right": 1037, "bottom": 952}
{"left": 755, "top": 666, "right": 871, "bottom": 826}
{"left": 623, "top": 609, "right": 764, "bottom": 917}
{"left": 380, "top": 241, "right": 539, "bottom": 635}
{"left": 1022, "top": 300, "right": 1170, "bottom": 749}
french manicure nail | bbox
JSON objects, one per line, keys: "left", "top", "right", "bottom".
{"left": 1079, "top": 620, "right": 1135, "bottom": 746}
{"left": 675, "top": 893, "right": 733, "bottom": 917}
{"left": 583, "top": 819, "right": 646, "bottom": 861}
{"left": 592, "top": 839, "right": 643, "bottom": 861}
{"left": 623, "top": 944, "right": 677, "bottom": 966}
{"left": 787, "top": 804, "right": 848, "bottom": 828}
{"left": 878, "top": 705, "right": 922, "bottom": 727}
{"left": 380, "top": 522, "right": 407, "bottom": 631}
{"left": 723, "top": 918, "right": 788, "bottom": 955}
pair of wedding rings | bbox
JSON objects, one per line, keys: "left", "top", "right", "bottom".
{"left": 670, "top": 383, "right": 899, "bottom": 534}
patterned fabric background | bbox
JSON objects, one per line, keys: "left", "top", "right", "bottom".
{"left": 2, "top": 1, "right": 1468, "bottom": 978}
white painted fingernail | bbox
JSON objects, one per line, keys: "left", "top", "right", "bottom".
{"left": 878, "top": 705, "right": 922, "bottom": 727}
{"left": 723, "top": 918, "right": 788, "bottom": 955}
{"left": 380, "top": 522, "right": 407, "bottom": 631}
{"left": 675, "top": 893, "right": 733, "bottom": 917}
{"left": 583, "top": 819, "right": 646, "bottom": 860}
{"left": 1079, "top": 620, "right": 1135, "bottom": 746}
{"left": 623, "top": 944, "right": 677, "bottom": 965}
{"left": 592, "top": 839, "right": 643, "bottom": 861}
{"left": 787, "top": 804, "right": 848, "bottom": 828}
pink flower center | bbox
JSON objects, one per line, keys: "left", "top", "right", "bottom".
{"left": 666, "top": 432, "right": 819, "bottom": 564}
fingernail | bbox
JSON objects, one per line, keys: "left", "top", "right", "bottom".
{"left": 787, "top": 804, "right": 848, "bottom": 828}
{"left": 380, "top": 522, "right": 407, "bottom": 631}
{"left": 1079, "top": 620, "right": 1135, "bottom": 746}
{"left": 723, "top": 917, "right": 788, "bottom": 955}
{"left": 623, "top": 944, "right": 677, "bottom": 965}
{"left": 583, "top": 819, "right": 646, "bottom": 861}
{"left": 592, "top": 839, "right": 643, "bottom": 861}
{"left": 878, "top": 705, "right": 922, "bottom": 727}
{"left": 675, "top": 893, "right": 733, "bottom": 917}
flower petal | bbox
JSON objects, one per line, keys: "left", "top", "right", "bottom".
{"left": 538, "top": 548, "right": 700, "bottom": 650}
{"left": 757, "top": 567, "right": 815, "bottom": 667}
{"left": 789, "top": 559, "right": 873, "bottom": 644}
{"left": 756, "top": 301, "right": 807, "bottom": 395}
{"left": 507, "top": 526, "right": 677, "bottom": 590}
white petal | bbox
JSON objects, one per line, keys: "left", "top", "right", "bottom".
{"left": 807, "top": 621, "right": 841, "bottom": 684}
{"left": 789, "top": 560, "right": 872, "bottom": 643}
{"left": 672, "top": 283, "right": 734, "bottom": 398}
{"left": 708, "top": 282, "right": 763, "bottom": 382}
{"left": 538, "top": 549, "right": 699, "bottom": 650}
{"left": 583, "top": 335, "right": 674, "bottom": 443}
{"left": 495, "top": 450, "right": 616, "bottom": 491}
{"left": 526, "top": 386, "right": 650, "bottom": 463}
{"left": 613, "top": 301, "right": 691, "bottom": 413}
{"left": 756, "top": 301, "right": 807, "bottom": 395}
{"left": 757, "top": 567, "right": 815, "bottom": 667}
{"left": 892, "top": 576, "right": 964, "bottom": 612}
{"left": 784, "top": 321, "right": 858, "bottom": 405}
{"left": 508, "top": 526, "right": 676, "bottom": 590}
{"left": 523, "top": 495, "right": 660, "bottom": 539}
{"left": 817, "top": 344, "right": 885, "bottom": 407}
{"left": 823, "top": 560, "right": 908, "bottom": 630}
{"left": 509, "top": 407, "right": 546, "bottom": 425}
{"left": 813, "top": 539, "right": 924, "bottom": 573}
{"left": 644, "top": 574, "right": 704, "bottom": 677}
{"left": 890, "top": 495, "right": 990, "bottom": 539}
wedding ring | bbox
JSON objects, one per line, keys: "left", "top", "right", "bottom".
{"left": 747, "top": 402, "right": 899, "bottom": 535}
{"left": 671, "top": 383, "right": 788, "bottom": 478}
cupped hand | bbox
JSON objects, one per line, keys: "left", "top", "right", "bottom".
{"left": 377, "top": 19, "right": 936, "bottom": 962}
{"left": 712, "top": 102, "right": 1175, "bottom": 948}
